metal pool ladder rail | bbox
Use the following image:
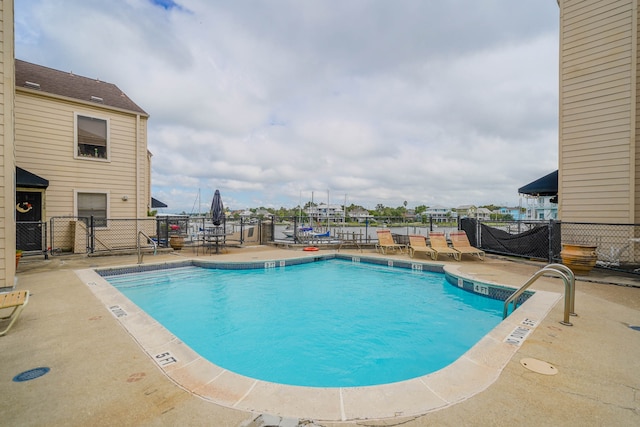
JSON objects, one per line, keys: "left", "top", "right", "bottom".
{"left": 137, "top": 231, "right": 157, "bottom": 264}
{"left": 503, "top": 263, "right": 576, "bottom": 326}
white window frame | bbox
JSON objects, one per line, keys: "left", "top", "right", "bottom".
{"left": 75, "top": 190, "right": 110, "bottom": 228}
{"left": 74, "top": 113, "right": 110, "bottom": 161}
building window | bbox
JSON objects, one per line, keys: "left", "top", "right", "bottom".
{"left": 77, "top": 192, "right": 108, "bottom": 227}
{"left": 76, "top": 114, "right": 108, "bottom": 159}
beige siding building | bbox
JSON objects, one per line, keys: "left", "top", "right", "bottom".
{"left": 558, "top": 0, "right": 640, "bottom": 223}
{"left": 15, "top": 60, "right": 150, "bottom": 219}
{"left": 0, "top": 0, "right": 15, "bottom": 288}
{"left": 14, "top": 60, "right": 151, "bottom": 252}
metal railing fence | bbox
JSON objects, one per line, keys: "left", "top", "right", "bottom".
{"left": 21, "top": 215, "right": 640, "bottom": 273}
{"left": 186, "top": 216, "right": 263, "bottom": 245}
{"left": 269, "top": 215, "right": 460, "bottom": 244}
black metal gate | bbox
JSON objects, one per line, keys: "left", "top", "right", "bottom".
{"left": 16, "top": 191, "right": 44, "bottom": 252}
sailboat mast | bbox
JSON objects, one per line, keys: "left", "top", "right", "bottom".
{"left": 343, "top": 194, "right": 347, "bottom": 230}
{"left": 327, "top": 190, "right": 330, "bottom": 228}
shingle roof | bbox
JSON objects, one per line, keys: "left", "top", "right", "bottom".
{"left": 15, "top": 59, "right": 148, "bottom": 116}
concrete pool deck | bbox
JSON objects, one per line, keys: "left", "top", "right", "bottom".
{"left": 1, "top": 245, "right": 639, "bottom": 426}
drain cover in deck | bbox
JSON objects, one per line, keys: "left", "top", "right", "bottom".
{"left": 520, "top": 358, "right": 557, "bottom": 375}
{"left": 13, "top": 367, "right": 50, "bottom": 382}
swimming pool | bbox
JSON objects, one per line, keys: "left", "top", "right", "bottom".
{"left": 105, "top": 259, "right": 504, "bottom": 387}
{"left": 79, "top": 253, "right": 561, "bottom": 421}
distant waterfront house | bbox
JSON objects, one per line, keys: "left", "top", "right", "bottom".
{"left": 424, "top": 206, "right": 453, "bottom": 223}
{"left": 476, "top": 208, "right": 492, "bottom": 221}
{"left": 455, "top": 205, "right": 477, "bottom": 219}
{"left": 497, "top": 207, "right": 524, "bottom": 221}
{"left": 254, "top": 209, "right": 271, "bottom": 217}
{"left": 14, "top": 59, "right": 151, "bottom": 252}
{"left": 522, "top": 197, "right": 558, "bottom": 221}
{"left": 449, "top": 205, "right": 492, "bottom": 221}
{"left": 306, "top": 203, "right": 345, "bottom": 221}
{"left": 403, "top": 209, "right": 417, "bottom": 221}
{"left": 347, "top": 208, "right": 373, "bottom": 222}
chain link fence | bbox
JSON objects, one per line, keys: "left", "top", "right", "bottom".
{"left": 43, "top": 215, "right": 263, "bottom": 256}
{"left": 561, "top": 222, "right": 640, "bottom": 271}
{"left": 48, "top": 216, "right": 159, "bottom": 255}
{"left": 462, "top": 218, "right": 640, "bottom": 273}
{"left": 460, "top": 218, "right": 559, "bottom": 262}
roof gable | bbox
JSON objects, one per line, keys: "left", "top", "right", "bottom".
{"left": 15, "top": 59, "right": 147, "bottom": 116}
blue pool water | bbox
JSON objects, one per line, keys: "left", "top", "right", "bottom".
{"left": 106, "top": 259, "right": 504, "bottom": 387}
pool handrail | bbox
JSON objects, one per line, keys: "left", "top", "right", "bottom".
{"left": 137, "top": 230, "right": 157, "bottom": 264}
{"left": 545, "top": 263, "right": 576, "bottom": 314}
{"left": 503, "top": 264, "right": 576, "bottom": 326}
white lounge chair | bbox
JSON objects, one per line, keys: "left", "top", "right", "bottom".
{"left": 0, "top": 290, "right": 29, "bottom": 336}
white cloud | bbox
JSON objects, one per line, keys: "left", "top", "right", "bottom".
{"left": 16, "top": 0, "right": 560, "bottom": 212}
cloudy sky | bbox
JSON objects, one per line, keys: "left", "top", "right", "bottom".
{"left": 15, "top": 0, "right": 559, "bottom": 213}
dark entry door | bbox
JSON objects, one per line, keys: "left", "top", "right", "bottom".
{"left": 16, "top": 191, "right": 43, "bottom": 251}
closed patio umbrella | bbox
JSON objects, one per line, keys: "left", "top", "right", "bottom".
{"left": 211, "top": 189, "right": 225, "bottom": 226}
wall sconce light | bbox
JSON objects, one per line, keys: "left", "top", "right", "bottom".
{"left": 122, "top": 195, "right": 129, "bottom": 201}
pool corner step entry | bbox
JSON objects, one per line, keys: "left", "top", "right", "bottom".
{"left": 520, "top": 358, "right": 557, "bottom": 375}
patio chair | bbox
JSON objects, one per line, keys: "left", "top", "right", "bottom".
{"left": 449, "top": 231, "right": 485, "bottom": 260}
{"left": 428, "top": 231, "right": 461, "bottom": 261}
{"left": 408, "top": 234, "right": 437, "bottom": 260}
{"left": 376, "top": 229, "right": 407, "bottom": 254}
{"left": 0, "top": 290, "right": 29, "bottom": 336}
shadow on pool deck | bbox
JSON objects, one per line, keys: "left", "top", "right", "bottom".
{"left": 1, "top": 245, "right": 639, "bottom": 426}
